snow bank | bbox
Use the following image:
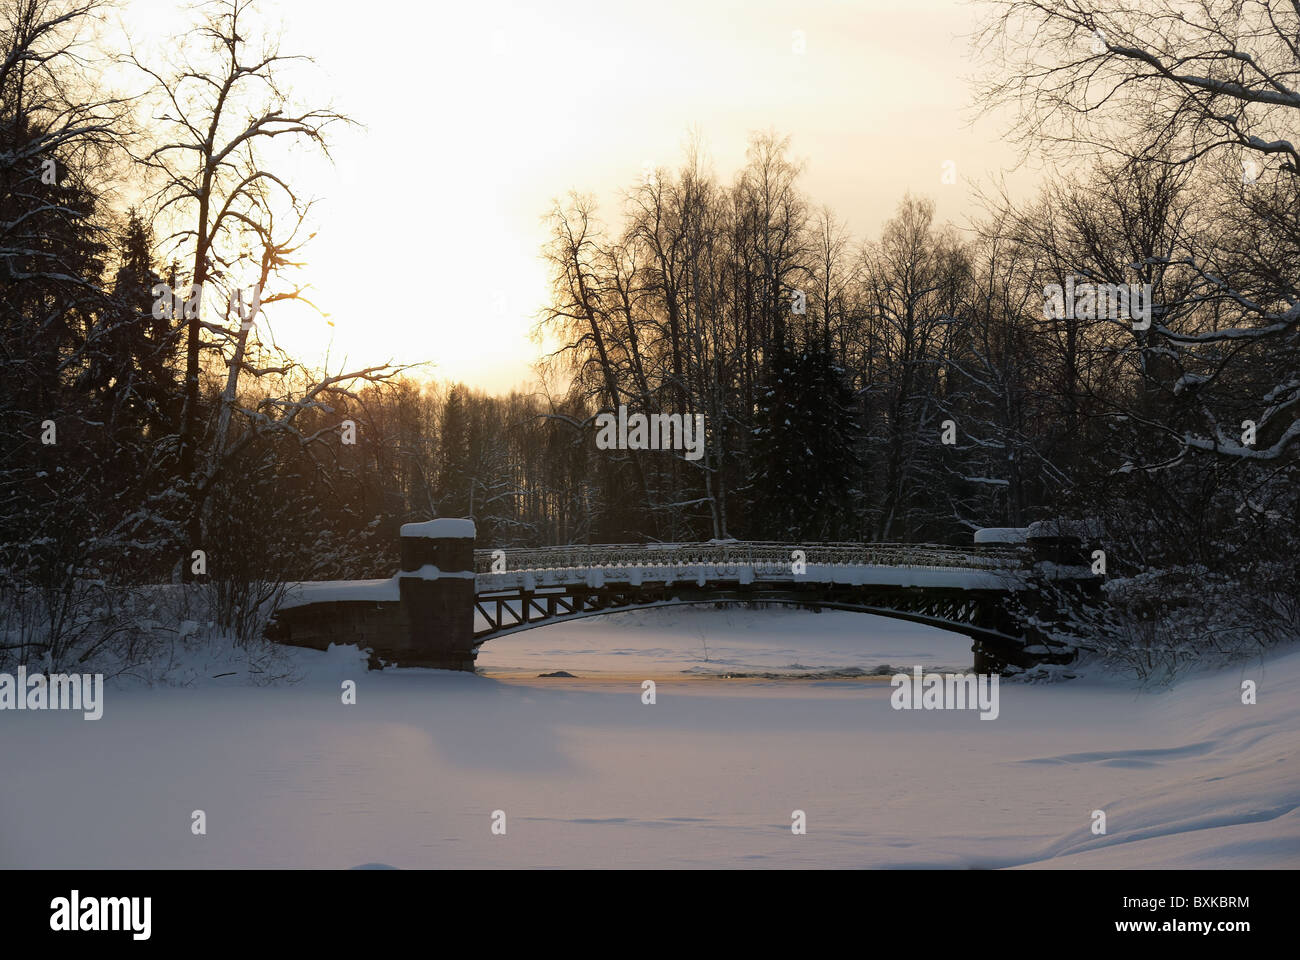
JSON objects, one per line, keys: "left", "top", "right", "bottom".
{"left": 280, "top": 568, "right": 481, "bottom": 610}
{"left": 974, "top": 527, "right": 1028, "bottom": 544}
{"left": 1026, "top": 519, "right": 1103, "bottom": 540}
{"left": 397, "top": 565, "right": 475, "bottom": 581}
{"left": 279, "top": 577, "right": 400, "bottom": 610}
{"left": 399, "top": 518, "right": 476, "bottom": 539}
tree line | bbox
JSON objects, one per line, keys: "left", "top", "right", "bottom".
{"left": 2, "top": 0, "right": 1296, "bottom": 668}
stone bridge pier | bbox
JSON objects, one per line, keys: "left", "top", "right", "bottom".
{"left": 395, "top": 519, "right": 478, "bottom": 670}
{"left": 969, "top": 521, "right": 1102, "bottom": 674}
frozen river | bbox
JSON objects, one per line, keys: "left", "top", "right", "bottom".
{"left": 2, "top": 606, "right": 1296, "bottom": 869}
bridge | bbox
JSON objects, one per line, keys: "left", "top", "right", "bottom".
{"left": 267, "top": 520, "right": 1097, "bottom": 674}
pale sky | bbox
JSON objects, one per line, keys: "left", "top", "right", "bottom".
{"left": 115, "top": 0, "right": 1038, "bottom": 393}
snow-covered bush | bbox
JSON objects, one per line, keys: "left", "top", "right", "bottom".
{"left": 1033, "top": 568, "right": 1298, "bottom": 684}
{"left": 0, "top": 578, "right": 298, "bottom": 685}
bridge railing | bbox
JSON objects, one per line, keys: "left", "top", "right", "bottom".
{"left": 472, "top": 540, "right": 1023, "bottom": 575}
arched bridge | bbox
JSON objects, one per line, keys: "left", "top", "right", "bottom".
{"left": 268, "top": 521, "right": 1097, "bottom": 674}
{"left": 473, "top": 540, "right": 1026, "bottom": 646}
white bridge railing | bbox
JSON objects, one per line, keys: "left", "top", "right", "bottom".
{"left": 473, "top": 540, "right": 1022, "bottom": 577}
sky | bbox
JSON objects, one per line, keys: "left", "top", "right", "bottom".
{"left": 116, "top": 0, "right": 1039, "bottom": 393}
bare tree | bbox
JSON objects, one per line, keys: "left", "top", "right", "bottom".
{"left": 125, "top": 0, "right": 407, "bottom": 564}
{"left": 977, "top": 0, "right": 1300, "bottom": 463}
{"left": 125, "top": 0, "right": 350, "bottom": 552}
{"left": 860, "top": 197, "right": 968, "bottom": 539}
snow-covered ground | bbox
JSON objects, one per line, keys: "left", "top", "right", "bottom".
{"left": 1, "top": 606, "right": 1296, "bottom": 869}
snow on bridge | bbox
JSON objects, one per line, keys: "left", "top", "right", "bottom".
{"left": 280, "top": 541, "right": 1029, "bottom": 611}
{"left": 473, "top": 541, "right": 1027, "bottom": 593}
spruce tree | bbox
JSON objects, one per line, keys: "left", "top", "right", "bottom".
{"left": 750, "top": 341, "right": 862, "bottom": 540}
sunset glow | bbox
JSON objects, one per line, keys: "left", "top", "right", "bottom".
{"left": 118, "top": 0, "right": 1030, "bottom": 391}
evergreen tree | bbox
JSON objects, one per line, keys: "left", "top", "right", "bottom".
{"left": 108, "top": 212, "right": 178, "bottom": 441}
{"left": 435, "top": 384, "right": 472, "bottom": 516}
{"left": 750, "top": 341, "right": 861, "bottom": 540}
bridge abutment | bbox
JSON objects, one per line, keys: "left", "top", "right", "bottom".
{"left": 267, "top": 519, "right": 479, "bottom": 670}
{"left": 970, "top": 521, "right": 1101, "bottom": 674}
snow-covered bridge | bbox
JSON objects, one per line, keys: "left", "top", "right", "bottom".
{"left": 475, "top": 540, "right": 1021, "bottom": 580}
{"left": 269, "top": 522, "right": 1096, "bottom": 674}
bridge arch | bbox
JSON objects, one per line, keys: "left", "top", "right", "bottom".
{"left": 268, "top": 521, "right": 1094, "bottom": 674}
{"left": 472, "top": 595, "right": 1019, "bottom": 646}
